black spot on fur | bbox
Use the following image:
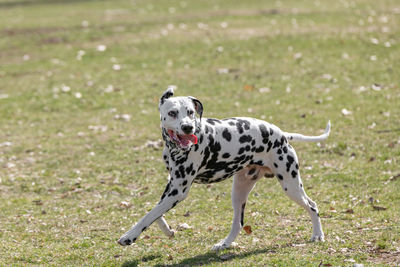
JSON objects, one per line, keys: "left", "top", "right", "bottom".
{"left": 286, "top": 155, "right": 295, "bottom": 172}
{"left": 179, "top": 165, "right": 185, "bottom": 178}
{"left": 279, "top": 156, "right": 283, "bottom": 161}
{"left": 259, "top": 124, "right": 270, "bottom": 144}
{"left": 284, "top": 187, "right": 287, "bottom": 191}
{"left": 142, "top": 227, "right": 147, "bottom": 232}
{"left": 240, "top": 203, "right": 246, "bottom": 227}
{"left": 236, "top": 123, "right": 244, "bottom": 134}
{"left": 124, "top": 239, "right": 132, "bottom": 245}
{"left": 273, "top": 139, "right": 283, "bottom": 149}
{"left": 172, "top": 200, "right": 179, "bottom": 208}
{"left": 274, "top": 163, "right": 278, "bottom": 168}
{"left": 205, "top": 125, "right": 213, "bottom": 134}
{"left": 207, "top": 118, "right": 221, "bottom": 125}
{"left": 185, "top": 163, "right": 193, "bottom": 175}
{"left": 182, "top": 180, "right": 188, "bottom": 186}
{"left": 277, "top": 174, "right": 283, "bottom": 180}
{"left": 222, "top": 153, "right": 230, "bottom": 158}
{"left": 264, "top": 173, "right": 274, "bottom": 178}
{"left": 310, "top": 207, "right": 317, "bottom": 212}
{"left": 277, "top": 148, "right": 282, "bottom": 154}
{"left": 238, "top": 147, "right": 245, "bottom": 154}
{"left": 160, "top": 90, "right": 174, "bottom": 105}
{"left": 207, "top": 119, "right": 215, "bottom": 125}
{"left": 222, "top": 128, "right": 232, "bottom": 142}
{"left": 248, "top": 168, "right": 257, "bottom": 175}
{"left": 255, "top": 146, "right": 264, "bottom": 153}
{"left": 160, "top": 182, "right": 171, "bottom": 201}
{"left": 168, "top": 189, "right": 178, "bottom": 196}
{"left": 291, "top": 170, "right": 297, "bottom": 178}
{"left": 266, "top": 141, "right": 273, "bottom": 152}
{"left": 239, "top": 135, "right": 252, "bottom": 144}
{"left": 283, "top": 146, "right": 288, "bottom": 153}
{"left": 199, "top": 147, "right": 210, "bottom": 169}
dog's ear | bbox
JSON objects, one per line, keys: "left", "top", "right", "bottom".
{"left": 159, "top": 86, "right": 175, "bottom": 108}
{"left": 188, "top": 96, "right": 203, "bottom": 120}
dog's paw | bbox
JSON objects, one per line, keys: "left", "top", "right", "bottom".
{"left": 311, "top": 234, "right": 325, "bottom": 242}
{"left": 117, "top": 236, "right": 137, "bottom": 246}
{"left": 167, "top": 229, "right": 176, "bottom": 238}
{"left": 212, "top": 240, "right": 235, "bottom": 251}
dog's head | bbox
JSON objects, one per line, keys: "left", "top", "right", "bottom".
{"left": 159, "top": 86, "right": 203, "bottom": 150}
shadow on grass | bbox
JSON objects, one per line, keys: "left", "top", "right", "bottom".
{"left": 122, "top": 252, "right": 163, "bottom": 267}
{"left": 122, "top": 244, "right": 288, "bottom": 267}
{"left": 0, "top": 0, "right": 104, "bottom": 9}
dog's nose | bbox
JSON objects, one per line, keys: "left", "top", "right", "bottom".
{"left": 181, "top": 125, "right": 194, "bottom": 134}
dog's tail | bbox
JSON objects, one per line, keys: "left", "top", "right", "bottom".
{"left": 284, "top": 121, "right": 331, "bottom": 142}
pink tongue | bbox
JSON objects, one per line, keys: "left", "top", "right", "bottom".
{"left": 181, "top": 134, "right": 198, "bottom": 146}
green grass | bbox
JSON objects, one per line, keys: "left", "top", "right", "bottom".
{"left": 1, "top": 0, "right": 399, "bottom": 266}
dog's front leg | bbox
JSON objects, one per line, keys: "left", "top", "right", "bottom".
{"left": 118, "top": 177, "right": 191, "bottom": 246}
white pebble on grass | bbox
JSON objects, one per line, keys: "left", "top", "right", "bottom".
{"left": 341, "top": 108, "right": 352, "bottom": 116}
{"left": 112, "top": 64, "right": 121, "bottom": 71}
{"left": 97, "top": 45, "right": 107, "bottom": 52}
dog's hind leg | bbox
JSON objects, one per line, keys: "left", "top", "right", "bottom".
{"left": 212, "top": 167, "right": 260, "bottom": 250}
{"left": 274, "top": 148, "right": 325, "bottom": 242}
{"left": 156, "top": 216, "right": 175, "bottom": 237}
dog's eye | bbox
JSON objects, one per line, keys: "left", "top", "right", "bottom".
{"left": 168, "top": 111, "right": 177, "bottom": 117}
{"left": 187, "top": 110, "right": 194, "bottom": 117}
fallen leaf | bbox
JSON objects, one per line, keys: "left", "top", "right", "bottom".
{"left": 345, "top": 209, "right": 354, "bottom": 214}
{"left": 243, "top": 225, "right": 252, "bottom": 235}
{"left": 119, "top": 201, "right": 132, "bottom": 208}
{"left": 183, "top": 211, "right": 191, "bottom": 217}
{"left": 243, "top": 85, "right": 254, "bottom": 91}
{"left": 372, "top": 205, "right": 387, "bottom": 211}
{"left": 32, "top": 200, "right": 43, "bottom": 206}
{"left": 167, "top": 254, "right": 173, "bottom": 260}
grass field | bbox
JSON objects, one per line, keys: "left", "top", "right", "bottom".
{"left": 1, "top": 0, "right": 400, "bottom": 266}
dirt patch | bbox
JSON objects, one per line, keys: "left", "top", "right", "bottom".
{"left": 368, "top": 249, "right": 400, "bottom": 265}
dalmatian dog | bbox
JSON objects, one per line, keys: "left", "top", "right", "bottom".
{"left": 118, "top": 87, "right": 330, "bottom": 250}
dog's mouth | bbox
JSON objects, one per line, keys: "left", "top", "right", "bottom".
{"left": 167, "top": 129, "right": 198, "bottom": 149}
